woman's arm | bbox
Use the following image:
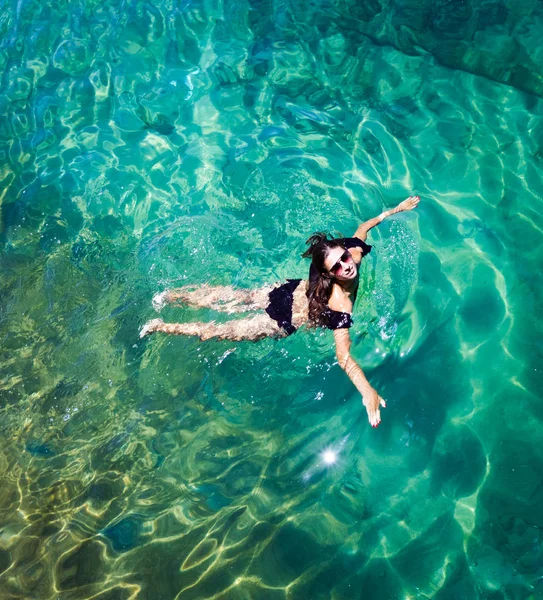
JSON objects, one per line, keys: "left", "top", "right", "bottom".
{"left": 354, "top": 195, "right": 420, "bottom": 241}
{"left": 333, "top": 329, "right": 386, "bottom": 427}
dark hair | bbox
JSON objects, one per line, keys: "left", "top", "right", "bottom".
{"left": 302, "top": 232, "right": 345, "bottom": 328}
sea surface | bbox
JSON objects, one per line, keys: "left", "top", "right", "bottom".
{"left": 1, "top": 0, "right": 543, "bottom": 598}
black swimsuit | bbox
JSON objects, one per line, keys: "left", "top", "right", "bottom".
{"left": 265, "top": 237, "right": 372, "bottom": 336}
{"left": 265, "top": 278, "right": 301, "bottom": 336}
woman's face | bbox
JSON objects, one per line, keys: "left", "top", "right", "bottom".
{"left": 323, "top": 246, "right": 357, "bottom": 281}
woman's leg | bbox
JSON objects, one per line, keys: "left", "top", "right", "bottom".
{"left": 140, "top": 313, "right": 284, "bottom": 342}
{"left": 152, "top": 284, "right": 273, "bottom": 314}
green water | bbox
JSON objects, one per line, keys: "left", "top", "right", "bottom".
{"left": 1, "top": 0, "right": 543, "bottom": 598}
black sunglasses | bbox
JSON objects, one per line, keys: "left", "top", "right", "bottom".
{"left": 330, "top": 250, "right": 352, "bottom": 275}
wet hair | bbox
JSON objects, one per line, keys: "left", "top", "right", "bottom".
{"left": 302, "top": 232, "right": 346, "bottom": 328}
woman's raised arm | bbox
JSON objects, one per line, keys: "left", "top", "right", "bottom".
{"left": 333, "top": 328, "right": 386, "bottom": 427}
{"left": 354, "top": 195, "right": 420, "bottom": 241}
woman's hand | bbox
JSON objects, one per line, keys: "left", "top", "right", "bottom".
{"left": 395, "top": 195, "right": 420, "bottom": 213}
{"left": 362, "top": 388, "right": 386, "bottom": 428}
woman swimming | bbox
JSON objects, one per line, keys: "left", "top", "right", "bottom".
{"left": 140, "top": 195, "right": 420, "bottom": 427}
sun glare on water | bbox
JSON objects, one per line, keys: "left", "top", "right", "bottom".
{"left": 322, "top": 449, "right": 337, "bottom": 465}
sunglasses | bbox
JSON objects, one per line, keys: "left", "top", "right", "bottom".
{"left": 330, "top": 250, "right": 352, "bottom": 276}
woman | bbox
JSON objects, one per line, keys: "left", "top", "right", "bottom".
{"left": 141, "top": 195, "right": 420, "bottom": 427}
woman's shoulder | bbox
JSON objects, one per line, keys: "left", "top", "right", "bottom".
{"left": 327, "top": 284, "right": 354, "bottom": 314}
{"left": 342, "top": 237, "right": 372, "bottom": 255}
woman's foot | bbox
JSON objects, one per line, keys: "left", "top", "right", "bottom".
{"left": 140, "top": 318, "right": 164, "bottom": 338}
{"left": 152, "top": 291, "right": 172, "bottom": 312}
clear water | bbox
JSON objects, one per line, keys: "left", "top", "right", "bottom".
{"left": 1, "top": 1, "right": 543, "bottom": 598}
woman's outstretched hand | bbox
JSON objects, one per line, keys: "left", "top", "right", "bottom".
{"left": 362, "top": 388, "right": 387, "bottom": 428}
{"left": 395, "top": 195, "right": 420, "bottom": 213}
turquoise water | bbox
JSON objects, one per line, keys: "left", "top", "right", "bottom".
{"left": 1, "top": 0, "right": 543, "bottom": 598}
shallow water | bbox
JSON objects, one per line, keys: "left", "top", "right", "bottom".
{"left": 1, "top": 0, "right": 543, "bottom": 598}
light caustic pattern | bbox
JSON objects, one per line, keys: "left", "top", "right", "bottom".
{"left": 1, "top": 0, "right": 543, "bottom": 598}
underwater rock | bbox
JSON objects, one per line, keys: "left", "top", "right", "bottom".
{"left": 329, "top": 0, "right": 543, "bottom": 98}
{"left": 0, "top": 548, "right": 12, "bottom": 575}
{"left": 56, "top": 540, "right": 105, "bottom": 590}
{"left": 430, "top": 425, "right": 487, "bottom": 499}
{"left": 102, "top": 515, "right": 146, "bottom": 552}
